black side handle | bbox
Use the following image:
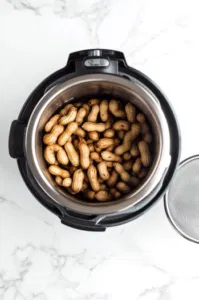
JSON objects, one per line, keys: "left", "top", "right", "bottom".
{"left": 60, "top": 213, "right": 106, "bottom": 232}
{"left": 67, "top": 49, "right": 127, "bottom": 76}
{"left": 9, "top": 120, "right": 26, "bottom": 158}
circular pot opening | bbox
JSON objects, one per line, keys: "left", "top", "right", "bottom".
{"left": 25, "top": 74, "right": 170, "bottom": 215}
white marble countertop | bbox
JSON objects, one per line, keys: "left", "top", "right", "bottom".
{"left": 1, "top": 0, "right": 199, "bottom": 299}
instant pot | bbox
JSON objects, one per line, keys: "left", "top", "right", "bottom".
{"left": 9, "top": 49, "right": 181, "bottom": 232}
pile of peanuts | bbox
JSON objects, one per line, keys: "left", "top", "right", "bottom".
{"left": 43, "top": 98, "right": 153, "bottom": 202}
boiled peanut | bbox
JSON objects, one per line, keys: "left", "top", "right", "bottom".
{"left": 113, "top": 120, "right": 130, "bottom": 131}
{"left": 88, "top": 99, "right": 99, "bottom": 106}
{"left": 130, "top": 144, "right": 139, "bottom": 157}
{"left": 45, "top": 114, "right": 60, "bottom": 132}
{"left": 109, "top": 99, "right": 126, "bottom": 118}
{"left": 110, "top": 188, "right": 121, "bottom": 199}
{"left": 60, "top": 103, "right": 73, "bottom": 116}
{"left": 58, "top": 122, "right": 78, "bottom": 145}
{"left": 94, "top": 144, "right": 101, "bottom": 153}
{"left": 88, "top": 143, "right": 95, "bottom": 153}
{"left": 102, "top": 138, "right": 119, "bottom": 152}
{"left": 138, "top": 168, "right": 148, "bottom": 179}
{"left": 76, "top": 107, "right": 87, "bottom": 124}
{"left": 130, "top": 176, "right": 140, "bottom": 187}
{"left": 44, "top": 144, "right": 60, "bottom": 165}
{"left": 123, "top": 152, "right": 131, "bottom": 160}
{"left": 106, "top": 145, "right": 115, "bottom": 152}
{"left": 115, "top": 123, "right": 141, "bottom": 155}
{"left": 125, "top": 103, "right": 136, "bottom": 123}
{"left": 104, "top": 161, "right": 113, "bottom": 168}
{"left": 97, "top": 162, "right": 110, "bottom": 181}
{"left": 89, "top": 131, "right": 99, "bottom": 141}
{"left": 103, "top": 129, "right": 115, "bottom": 138}
{"left": 66, "top": 187, "right": 78, "bottom": 195}
{"left": 143, "top": 133, "right": 152, "bottom": 144}
{"left": 123, "top": 160, "right": 133, "bottom": 171}
{"left": 98, "top": 177, "right": 104, "bottom": 183}
{"left": 105, "top": 115, "right": 114, "bottom": 129}
{"left": 141, "top": 123, "right": 150, "bottom": 134}
{"left": 48, "top": 165, "right": 70, "bottom": 178}
{"left": 82, "top": 103, "right": 90, "bottom": 114}
{"left": 64, "top": 142, "right": 80, "bottom": 167}
{"left": 59, "top": 106, "right": 77, "bottom": 125}
{"left": 131, "top": 123, "right": 141, "bottom": 139}
{"left": 113, "top": 163, "right": 131, "bottom": 182}
{"left": 101, "top": 151, "right": 122, "bottom": 162}
{"left": 75, "top": 103, "right": 82, "bottom": 108}
{"left": 81, "top": 181, "right": 88, "bottom": 192}
{"left": 43, "top": 124, "right": 64, "bottom": 145}
{"left": 107, "top": 170, "right": 118, "bottom": 187}
{"left": 117, "top": 130, "right": 125, "bottom": 139}
{"left": 100, "top": 184, "right": 107, "bottom": 191}
{"left": 62, "top": 177, "right": 72, "bottom": 188}
{"left": 72, "top": 169, "right": 84, "bottom": 192}
{"left": 114, "top": 138, "right": 120, "bottom": 146}
{"left": 82, "top": 122, "right": 106, "bottom": 132}
{"left": 100, "top": 100, "right": 109, "bottom": 122}
{"left": 68, "top": 136, "right": 72, "bottom": 142}
{"left": 78, "top": 135, "right": 87, "bottom": 144}
{"left": 138, "top": 141, "right": 151, "bottom": 167}
{"left": 87, "top": 139, "right": 93, "bottom": 144}
{"left": 95, "top": 191, "right": 111, "bottom": 201}
{"left": 74, "top": 127, "right": 86, "bottom": 138}
{"left": 97, "top": 138, "right": 115, "bottom": 149}
{"left": 87, "top": 165, "right": 100, "bottom": 192}
{"left": 114, "top": 130, "right": 133, "bottom": 155}
{"left": 79, "top": 141, "right": 90, "bottom": 169}
{"left": 84, "top": 189, "right": 95, "bottom": 200}
{"left": 90, "top": 152, "right": 102, "bottom": 163}
{"left": 55, "top": 176, "right": 62, "bottom": 186}
{"left": 56, "top": 148, "right": 69, "bottom": 165}
{"left": 116, "top": 182, "right": 130, "bottom": 193}
{"left": 87, "top": 104, "right": 100, "bottom": 122}
{"left": 132, "top": 158, "right": 142, "bottom": 174}
{"left": 137, "top": 113, "right": 146, "bottom": 124}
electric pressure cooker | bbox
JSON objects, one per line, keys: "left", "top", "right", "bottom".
{"left": 9, "top": 49, "right": 181, "bottom": 232}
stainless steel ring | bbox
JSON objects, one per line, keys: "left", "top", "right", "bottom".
{"left": 25, "top": 74, "right": 171, "bottom": 215}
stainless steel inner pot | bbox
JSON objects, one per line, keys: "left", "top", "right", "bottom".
{"left": 25, "top": 74, "right": 171, "bottom": 215}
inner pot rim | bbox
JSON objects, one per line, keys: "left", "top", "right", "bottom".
{"left": 25, "top": 74, "right": 171, "bottom": 215}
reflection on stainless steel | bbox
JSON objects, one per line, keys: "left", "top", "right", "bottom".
{"left": 88, "top": 49, "right": 102, "bottom": 57}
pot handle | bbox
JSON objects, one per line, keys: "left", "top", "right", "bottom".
{"left": 9, "top": 120, "right": 26, "bottom": 158}
{"left": 60, "top": 210, "right": 106, "bottom": 232}
{"left": 66, "top": 48, "right": 127, "bottom": 76}
{"left": 61, "top": 216, "right": 106, "bottom": 232}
